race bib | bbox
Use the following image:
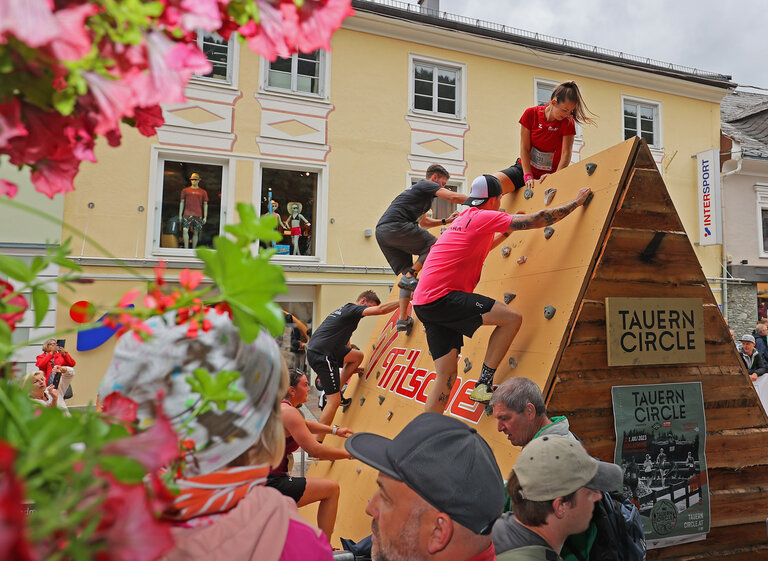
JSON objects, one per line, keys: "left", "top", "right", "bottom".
{"left": 530, "top": 146, "right": 554, "bottom": 171}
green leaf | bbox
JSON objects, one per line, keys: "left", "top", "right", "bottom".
{"left": 52, "top": 88, "right": 77, "bottom": 116}
{"left": 31, "top": 287, "right": 49, "bottom": 327}
{"left": 99, "top": 455, "right": 146, "bottom": 484}
{"left": 222, "top": 203, "right": 282, "bottom": 247}
{"left": 0, "top": 254, "right": 33, "bottom": 282}
{"left": 186, "top": 368, "right": 246, "bottom": 411}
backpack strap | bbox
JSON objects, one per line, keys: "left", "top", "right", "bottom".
{"left": 497, "top": 545, "right": 561, "bottom": 561}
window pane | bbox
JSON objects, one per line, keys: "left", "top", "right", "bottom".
{"left": 623, "top": 103, "right": 637, "bottom": 118}
{"left": 624, "top": 128, "right": 636, "bottom": 141}
{"left": 437, "top": 98, "right": 455, "bottom": 115}
{"left": 297, "top": 75, "right": 318, "bottom": 94}
{"left": 641, "top": 131, "right": 655, "bottom": 145}
{"left": 640, "top": 105, "right": 654, "bottom": 120}
{"left": 430, "top": 184, "right": 457, "bottom": 218}
{"left": 437, "top": 68, "right": 456, "bottom": 85}
{"left": 414, "top": 64, "right": 434, "bottom": 82}
{"left": 261, "top": 168, "right": 318, "bottom": 257}
{"left": 536, "top": 84, "right": 552, "bottom": 106}
{"left": 270, "top": 57, "right": 292, "bottom": 73}
{"left": 437, "top": 83, "right": 455, "bottom": 99}
{"left": 160, "top": 161, "right": 224, "bottom": 250}
{"left": 199, "top": 32, "right": 229, "bottom": 80}
{"left": 624, "top": 116, "right": 636, "bottom": 131}
{"left": 415, "top": 94, "right": 432, "bottom": 111}
{"left": 640, "top": 119, "right": 654, "bottom": 134}
{"left": 297, "top": 51, "right": 320, "bottom": 63}
{"left": 297, "top": 58, "right": 318, "bottom": 78}
{"left": 414, "top": 79, "right": 432, "bottom": 96}
{"left": 268, "top": 70, "right": 292, "bottom": 89}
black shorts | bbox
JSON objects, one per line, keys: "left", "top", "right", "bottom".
{"left": 306, "top": 347, "right": 350, "bottom": 395}
{"left": 499, "top": 160, "right": 525, "bottom": 190}
{"left": 265, "top": 474, "right": 307, "bottom": 503}
{"left": 375, "top": 222, "right": 437, "bottom": 275}
{"left": 414, "top": 291, "right": 496, "bottom": 360}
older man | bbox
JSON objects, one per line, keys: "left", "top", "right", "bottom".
{"left": 345, "top": 413, "right": 505, "bottom": 561}
{"left": 493, "top": 435, "right": 622, "bottom": 560}
{"left": 739, "top": 334, "right": 767, "bottom": 381}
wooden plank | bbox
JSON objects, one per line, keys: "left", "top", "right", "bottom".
{"left": 645, "top": 521, "right": 768, "bottom": 559}
{"left": 612, "top": 168, "right": 685, "bottom": 231}
{"left": 632, "top": 140, "right": 658, "bottom": 169}
{"left": 708, "top": 464, "right": 768, "bottom": 490}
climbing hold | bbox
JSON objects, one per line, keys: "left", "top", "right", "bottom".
{"left": 503, "top": 292, "right": 516, "bottom": 304}
{"left": 376, "top": 370, "right": 381, "bottom": 379}
{"left": 359, "top": 396, "right": 366, "bottom": 406}
{"left": 544, "top": 188, "right": 557, "bottom": 205}
{"left": 387, "top": 410, "right": 393, "bottom": 421}
{"left": 544, "top": 226, "right": 555, "bottom": 240}
{"left": 585, "top": 162, "right": 597, "bottom": 176}
{"left": 342, "top": 404, "right": 350, "bottom": 413}
{"left": 543, "top": 305, "right": 556, "bottom": 319}
{"left": 501, "top": 246, "right": 511, "bottom": 258}
{"left": 523, "top": 187, "right": 534, "bottom": 199}
{"left": 583, "top": 192, "right": 594, "bottom": 206}
{"left": 356, "top": 467, "right": 362, "bottom": 474}
{"left": 485, "top": 403, "right": 494, "bottom": 417}
{"left": 517, "top": 256, "right": 527, "bottom": 265}
{"left": 378, "top": 394, "right": 385, "bottom": 405}
{"left": 508, "top": 357, "right": 518, "bottom": 369}
{"left": 464, "top": 357, "right": 472, "bottom": 373}
{"left": 372, "top": 343, "right": 376, "bottom": 350}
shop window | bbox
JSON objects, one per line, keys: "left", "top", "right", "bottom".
{"left": 157, "top": 160, "right": 224, "bottom": 251}
{"left": 261, "top": 168, "right": 318, "bottom": 257}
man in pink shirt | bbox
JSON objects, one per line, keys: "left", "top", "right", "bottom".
{"left": 413, "top": 175, "right": 591, "bottom": 412}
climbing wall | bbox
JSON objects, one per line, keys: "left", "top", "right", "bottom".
{"left": 306, "top": 138, "right": 768, "bottom": 559}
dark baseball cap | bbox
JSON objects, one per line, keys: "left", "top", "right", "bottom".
{"left": 345, "top": 412, "right": 504, "bottom": 534}
{"left": 465, "top": 174, "right": 502, "bottom": 207}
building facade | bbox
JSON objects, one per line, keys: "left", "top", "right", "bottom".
{"left": 36, "top": 0, "right": 732, "bottom": 403}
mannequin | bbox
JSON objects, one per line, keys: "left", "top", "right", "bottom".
{"left": 179, "top": 172, "right": 208, "bottom": 249}
{"left": 286, "top": 202, "right": 310, "bottom": 255}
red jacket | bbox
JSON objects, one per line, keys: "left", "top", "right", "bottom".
{"left": 35, "top": 351, "right": 76, "bottom": 384}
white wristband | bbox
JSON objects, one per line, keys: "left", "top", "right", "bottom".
{"left": 332, "top": 425, "right": 338, "bottom": 435}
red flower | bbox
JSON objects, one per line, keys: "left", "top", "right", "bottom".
{"left": 179, "top": 268, "right": 202, "bottom": 290}
{"left": 102, "top": 405, "right": 179, "bottom": 473}
{"left": 0, "top": 441, "right": 36, "bottom": 561}
{"left": 0, "top": 180, "right": 17, "bottom": 199}
{"left": 92, "top": 473, "right": 174, "bottom": 561}
{"left": 185, "top": 318, "right": 199, "bottom": 339}
{"left": 102, "top": 392, "right": 138, "bottom": 424}
{"left": 153, "top": 260, "right": 167, "bottom": 286}
{"left": 133, "top": 105, "right": 164, "bottom": 137}
{"left": 0, "top": 280, "right": 28, "bottom": 331}
{"left": 282, "top": 0, "right": 354, "bottom": 53}
{"left": 0, "top": 98, "right": 27, "bottom": 149}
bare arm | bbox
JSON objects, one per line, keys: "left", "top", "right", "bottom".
{"left": 508, "top": 187, "right": 592, "bottom": 232}
{"left": 362, "top": 300, "right": 399, "bottom": 317}
{"left": 556, "top": 135, "right": 575, "bottom": 172}
{"left": 434, "top": 187, "right": 468, "bottom": 205}
{"left": 519, "top": 126, "right": 533, "bottom": 185}
{"left": 282, "top": 404, "right": 351, "bottom": 460}
{"left": 203, "top": 202, "right": 208, "bottom": 223}
{"left": 305, "top": 419, "right": 353, "bottom": 438}
{"left": 179, "top": 199, "right": 185, "bottom": 220}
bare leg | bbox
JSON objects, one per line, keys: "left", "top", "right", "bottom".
{"left": 339, "top": 348, "right": 364, "bottom": 388}
{"left": 182, "top": 227, "right": 190, "bottom": 249}
{"left": 425, "top": 348, "right": 458, "bottom": 414}
{"left": 297, "top": 478, "right": 340, "bottom": 541}
{"left": 191, "top": 229, "right": 199, "bottom": 249}
{"left": 481, "top": 302, "right": 523, "bottom": 369}
{"left": 317, "top": 392, "right": 341, "bottom": 438}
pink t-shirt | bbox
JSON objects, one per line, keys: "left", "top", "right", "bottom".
{"left": 412, "top": 208, "right": 513, "bottom": 305}
{"left": 519, "top": 105, "right": 576, "bottom": 178}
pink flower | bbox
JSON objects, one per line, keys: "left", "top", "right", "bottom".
{"left": 83, "top": 72, "right": 136, "bottom": 135}
{"left": 141, "top": 32, "right": 189, "bottom": 106}
{"left": 30, "top": 157, "right": 79, "bottom": 199}
{"left": 0, "top": 180, "right": 18, "bottom": 199}
{"left": 180, "top": 0, "right": 222, "bottom": 32}
{"left": 285, "top": 0, "right": 354, "bottom": 53}
{"left": 49, "top": 3, "right": 99, "bottom": 61}
{"left": 118, "top": 289, "right": 141, "bottom": 308}
{"left": 154, "top": 261, "right": 167, "bottom": 286}
{"left": 0, "top": 441, "right": 36, "bottom": 561}
{"left": 102, "top": 392, "right": 138, "bottom": 424}
{"left": 179, "top": 269, "right": 203, "bottom": 290}
{"left": 133, "top": 105, "right": 164, "bottom": 137}
{"left": 91, "top": 474, "right": 174, "bottom": 561}
{"left": 240, "top": 0, "right": 292, "bottom": 62}
{"left": 102, "top": 406, "right": 179, "bottom": 472}
{"left": 165, "top": 42, "right": 212, "bottom": 75}
{"left": 0, "top": 98, "right": 27, "bottom": 149}
{"left": 0, "top": 0, "right": 59, "bottom": 48}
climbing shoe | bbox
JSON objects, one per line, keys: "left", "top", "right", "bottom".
{"left": 396, "top": 317, "right": 414, "bottom": 335}
{"left": 397, "top": 275, "right": 418, "bottom": 291}
{"left": 469, "top": 383, "right": 494, "bottom": 404}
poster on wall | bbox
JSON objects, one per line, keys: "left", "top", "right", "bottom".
{"left": 612, "top": 382, "right": 709, "bottom": 549}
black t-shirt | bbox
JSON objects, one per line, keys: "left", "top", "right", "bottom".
{"left": 492, "top": 514, "right": 555, "bottom": 557}
{"left": 306, "top": 303, "right": 367, "bottom": 354}
{"left": 377, "top": 180, "right": 442, "bottom": 226}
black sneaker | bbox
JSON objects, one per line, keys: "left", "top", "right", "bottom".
{"left": 340, "top": 394, "right": 352, "bottom": 407}
{"left": 396, "top": 317, "right": 414, "bottom": 334}
{"left": 397, "top": 275, "right": 418, "bottom": 291}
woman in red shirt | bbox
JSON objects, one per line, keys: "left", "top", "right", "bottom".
{"left": 35, "top": 338, "right": 76, "bottom": 384}
{"left": 495, "top": 81, "right": 595, "bottom": 194}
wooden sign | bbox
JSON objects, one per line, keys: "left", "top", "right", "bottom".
{"left": 606, "top": 298, "right": 705, "bottom": 366}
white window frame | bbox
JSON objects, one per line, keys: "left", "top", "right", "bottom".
{"left": 756, "top": 184, "right": 768, "bottom": 258}
{"left": 408, "top": 54, "right": 466, "bottom": 122}
{"left": 146, "top": 148, "right": 235, "bottom": 259}
{"left": 192, "top": 31, "right": 239, "bottom": 88}
{"left": 534, "top": 78, "right": 583, "bottom": 139}
{"left": 254, "top": 158, "right": 329, "bottom": 264}
{"left": 621, "top": 95, "right": 662, "bottom": 149}
{"left": 260, "top": 51, "right": 331, "bottom": 101}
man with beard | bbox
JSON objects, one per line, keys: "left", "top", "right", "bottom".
{"left": 345, "top": 413, "right": 505, "bottom": 561}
